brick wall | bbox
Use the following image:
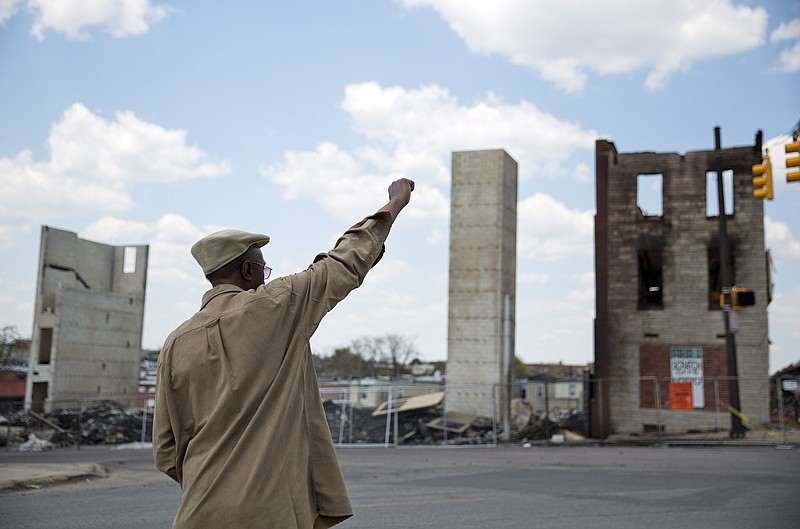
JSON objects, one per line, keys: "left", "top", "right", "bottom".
{"left": 639, "top": 344, "right": 728, "bottom": 410}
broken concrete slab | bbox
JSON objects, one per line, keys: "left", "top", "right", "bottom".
{"left": 372, "top": 391, "right": 445, "bottom": 416}
{"left": 17, "top": 434, "right": 55, "bottom": 452}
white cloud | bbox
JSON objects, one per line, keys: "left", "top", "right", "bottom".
{"left": 0, "top": 103, "right": 230, "bottom": 226}
{"left": 262, "top": 141, "right": 451, "bottom": 222}
{"left": 82, "top": 213, "right": 206, "bottom": 279}
{"left": 765, "top": 216, "right": 800, "bottom": 265}
{"left": 424, "top": 228, "right": 445, "bottom": 246}
{"left": 519, "top": 272, "right": 549, "bottom": 284}
{"left": 81, "top": 216, "right": 152, "bottom": 243}
{"left": 771, "top": 19, "right": 800, "bottom": 42}
{"left": 400, "top": 0, "right": 768, "bottom": 92}
{"left": 0, "top": 225, "right": 24, "bottom": 251}
{"left": 341, "top": 82, "right": 596, "bottom": 179}
{"left": 0, "top": 0, "right": 22, "bottom": 24}
{"left": 567, "top": 287, "right": 594, "bottom": 302}
{"left": 771, "top": 19, "right": 800, "bottom": 73}
{"left": 516, "top": 294, "right": 593, "bottom": 363}
{"left": 21, "top": 0, "right": 172, "bottom": 41}
{"left": 261, "top": 82, "right": 596, "bottom": 220}
{"left": 518, "top": 193, "right": 594, "bottom": 261}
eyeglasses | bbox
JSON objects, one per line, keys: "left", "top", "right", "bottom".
{"left": 246, "top": 260, "right": 272, "bottom": 281}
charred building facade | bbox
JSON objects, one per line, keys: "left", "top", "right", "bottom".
{"left": 594, "top": 138, "right": 770, "bottom": 437}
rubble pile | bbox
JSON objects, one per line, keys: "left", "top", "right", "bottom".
{"left": 1, "top": 394, "right": 586, "bottom": 449}
{"left": 322, "top": 394, "right": 587, "bottom": 446}
{"left": 0, "top": 401, "right": 152, "bottom": 448}
{"left": 323, "top": 401, "right": 495, "bottom": 445}
{"left": 17, "top": 433, "right": 55, "bottom": 452}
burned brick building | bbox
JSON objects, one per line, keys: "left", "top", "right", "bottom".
{"left": 594, "top": 137, "right": 770, "bottom": 437}
{"left": 25, "top": 226, "right": 148, "bottom": 412}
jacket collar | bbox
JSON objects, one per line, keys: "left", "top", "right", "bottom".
{"left": 199, "top": 284, "right": 244, "bottom": 311}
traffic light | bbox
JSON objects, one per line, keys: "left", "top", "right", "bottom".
{"left": 731, "top": 287, "right": 755, "bottom": 309}
{"left": 786, "top": 138, "right": 800, "bottom": 183}
{"left": 719, "top": 287, "right": 756, "bottom": 310}
{"left": 752, "top": 155, "right": 773, "bottom": 200}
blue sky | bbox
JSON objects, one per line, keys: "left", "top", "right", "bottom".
{"left": 1, "top": 1, "right": 798, "bottom": 373}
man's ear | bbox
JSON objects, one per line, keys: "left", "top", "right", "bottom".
{"left": 240, "top": 260, "right": 253, "bottom": 281}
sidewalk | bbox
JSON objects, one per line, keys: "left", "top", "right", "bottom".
{"left": 603, "top": 426, "right": 800, "bottom": 446}
{"left": 0, "top": 462, "right": 107, "bottom": 491}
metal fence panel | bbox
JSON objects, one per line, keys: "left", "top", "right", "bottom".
{"left": 591, "top": 375, "right": 792, "bottom": 443}
{"left": 2, "top": 374, "right": 796, "bottom": 450}
{"left": 321, "top": 384, "right": 498, "bottom": 447}
{"left": 1, "top": 395, "right": 152, "bottom": 451}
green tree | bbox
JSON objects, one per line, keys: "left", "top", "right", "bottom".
{"left": 515, "top": 356, "right": 529, "bottom": 377}
{"left": 328, "top": 347, "right": 370, "bottom": 379}
{"left": 1, "top": 325, "right": 22, "bottom": 371}
{"left": 350, "top": 334, "right": 419, "bottom": 379}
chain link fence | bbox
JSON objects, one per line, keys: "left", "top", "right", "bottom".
{"left": 591, "top": 375, "right": 798, "bottom": 444}
{"left": 322, "top": 384, "right": 498, "bottom": 447}
{"left": 776, "top": 374, "right": 800, "bottom": 439}
{"left": 2, "top": 374, "right": 797, "bottom": 450}
{"left": 1, "top": 395, "right": 153, "bottom": 451}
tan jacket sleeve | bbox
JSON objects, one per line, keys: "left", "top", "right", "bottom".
{"left": 153, "top": 351, "right": 180, "bottom": 483}
{"left": 282, "top": 211, "right": 393, "bottom": 337}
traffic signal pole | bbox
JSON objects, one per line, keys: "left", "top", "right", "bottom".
{"left": 714, "top": 127, "right": 746, "bottom": 438}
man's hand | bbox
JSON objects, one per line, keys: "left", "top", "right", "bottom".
{"left": 380, "top": 178, "right": 415, "bottom": 221}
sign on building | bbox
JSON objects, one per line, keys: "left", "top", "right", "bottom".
{"left": 670, "top": 346, "right": 704, "bottom": 409}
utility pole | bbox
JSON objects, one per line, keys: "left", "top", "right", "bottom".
{"left": 714, "top": 126, "right": 746, "bottom": 438}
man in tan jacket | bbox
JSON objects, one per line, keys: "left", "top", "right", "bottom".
{"left": 154, "top": 179, "right": 414, "bottom": 528}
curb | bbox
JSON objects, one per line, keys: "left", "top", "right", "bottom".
{"left": 0, "top": 463, "right": 108, "bottom": 491}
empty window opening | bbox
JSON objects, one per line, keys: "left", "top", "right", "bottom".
{"left": 123, "top": 247, "right": 137, "bottom": 273}
{"left": 38, "top": 327, "right": 53, "bottom": 364}
{"left": 31, "top": 382, "right": 48, "bottom": 413}
{"left": 637, "top": 174, "right": 663, "bottom": 217}
{"left": 706, "top": 170, "right": 734, "bottom": 217}
{"left": 708, "top": 246, "right": 736, "bottom": 309}
{"left": 638, "top": 249, "right": 663, "bottom": 309}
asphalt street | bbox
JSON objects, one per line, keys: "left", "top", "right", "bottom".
{"left": 0, "top": 444, "right": 798, "bottom": 528}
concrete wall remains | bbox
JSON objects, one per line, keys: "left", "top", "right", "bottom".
{"left": 24, "top": 226, "right": 148, "bottom": 411}
{"left": 594, "top": 138, "right": 770, "bottom": 436}
{"left": 447, "top": 149, "right": 517, "bottom": 419}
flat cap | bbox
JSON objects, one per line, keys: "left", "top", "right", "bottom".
{"left": 191, "top": 229, "right": 270, "bottom": 276}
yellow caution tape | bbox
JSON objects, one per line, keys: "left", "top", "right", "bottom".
{"left": 724, "top": 404, "right": 791, "bottom": 443}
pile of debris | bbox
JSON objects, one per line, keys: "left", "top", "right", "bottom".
{"left": 509, "top": 398, "right": 589, "bottom": 444}
{"left": 322, "top": 392, "right": 495, "bottom": 445}
{"left": 322, "top": 393, "right": 588, "bottom": 446}
{"left": 1, "top": 394, "right": 587, "bottom": 449}
{"left": 17, "top": 433, "right": 56, "bottom": 452}
{"left": 0, "top": 401, "right": 152, "bottom": 448}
